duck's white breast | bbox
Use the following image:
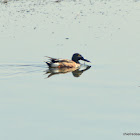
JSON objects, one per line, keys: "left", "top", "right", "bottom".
{"left": 51, "top": 63, "right": 59, "bottom": 68}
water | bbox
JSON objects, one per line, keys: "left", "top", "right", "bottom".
{"left": 0, "top": 0, "right": 140, "bottom": 140}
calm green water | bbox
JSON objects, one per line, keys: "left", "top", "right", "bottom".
{"left": 0, "top": 0, "right": 140, "bottom": 140}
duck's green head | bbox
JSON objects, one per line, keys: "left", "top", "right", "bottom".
{"left": 72, "top": 53, "right": 90, "bottom": 63}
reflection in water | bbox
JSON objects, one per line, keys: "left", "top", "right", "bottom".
{"left": 45, "top": 65, "right": 91, "bottom": 78}
{"left": 72, "top": 65, "right": 91, "bottom": 77}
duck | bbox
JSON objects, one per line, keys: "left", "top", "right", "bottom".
{"left": 45, "top": 53, "right": 90, "bottom": 68}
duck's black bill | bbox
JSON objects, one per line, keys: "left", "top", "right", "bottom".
{"left": 81, "top": 57, "right": 90, "bottom": 62}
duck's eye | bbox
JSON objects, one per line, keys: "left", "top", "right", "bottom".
{"left": 78, "top": 54, "right": 81, "bottom": 57}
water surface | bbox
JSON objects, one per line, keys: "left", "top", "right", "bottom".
{"left": 0, "top": 0, "right": 140, "bottom": 140}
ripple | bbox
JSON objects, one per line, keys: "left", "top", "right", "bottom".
{"left": 0, "top": 63, "right": 46, "bottom": 79}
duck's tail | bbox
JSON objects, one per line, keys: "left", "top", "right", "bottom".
{"left": 45, "top": 61, "right": 51, "bottom": 67}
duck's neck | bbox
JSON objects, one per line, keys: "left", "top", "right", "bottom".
{"left": 72, "top": 58, "right": 80, "bottom": 64}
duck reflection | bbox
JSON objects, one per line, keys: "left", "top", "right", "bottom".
{"left": 45, "top": 65, "right": 91, "bottom": 78}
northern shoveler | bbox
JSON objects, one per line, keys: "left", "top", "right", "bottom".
{"left": 45, "top": 53, "right": 90, "bottom": 68}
